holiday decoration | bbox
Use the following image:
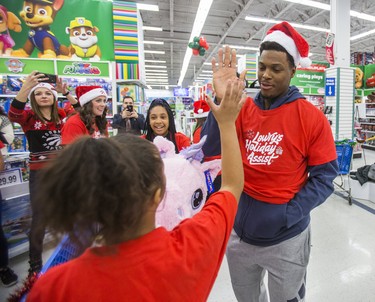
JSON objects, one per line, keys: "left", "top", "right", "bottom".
{"left": 188, "top": 36, "right": 209, "bottom": 56}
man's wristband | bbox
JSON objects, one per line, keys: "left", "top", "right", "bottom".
{"left": 62, "top": 91, "right": 70, "bottom": 96}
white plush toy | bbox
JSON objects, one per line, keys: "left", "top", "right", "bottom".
{"left": 153, "top": 135, "right": 221, "bottom": 230}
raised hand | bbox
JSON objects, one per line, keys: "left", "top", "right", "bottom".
{"left": 212, "top": 46, "right": 247, "bottom": 102}
{"left": 206, "top": 78, "right": 246, "bottom": 127}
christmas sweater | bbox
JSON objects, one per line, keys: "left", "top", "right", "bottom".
{"left": 8, "top": 99, "right": 66, "bottom": 170}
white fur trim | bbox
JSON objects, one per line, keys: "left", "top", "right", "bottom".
{"left": 194, "top": 112, "right": 209, "bottom": 118}
{"left": 299, "top": 57, "right": 312, "bottom": 68}
{"left": 28, "top": 83, "right": 58, "bottom": 100}
{"left": 262, "top": 30, "right": 301, "bottom": 67}
{"left": 79, "top": 88, "right": 108, "bottom": 106}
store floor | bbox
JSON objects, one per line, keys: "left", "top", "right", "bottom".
{"left": 1, "top": 148, "right": 375, "bottom": 301}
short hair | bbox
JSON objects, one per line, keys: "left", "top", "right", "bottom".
{"left": 144, "top": 98, "right": 179, "bottom": 153}
{"left": 123, "top": 96, "right": 134, "bottom": 103}
{"left": 35, "top": 135, "right": 165, "bottom": 247}
{"left": 259, "top": 41, "right": 296, "bottom": 68}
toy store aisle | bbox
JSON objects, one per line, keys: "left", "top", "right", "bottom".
{"left": 2, "top": 152, "right": 375, "bottom": 301}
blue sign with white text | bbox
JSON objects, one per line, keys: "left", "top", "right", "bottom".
{"left": 325, "top": 77, "right": 336, "bottom": 96}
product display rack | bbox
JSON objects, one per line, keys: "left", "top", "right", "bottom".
{"left": 357, "top": 89, "right": 375, "bottom": 150}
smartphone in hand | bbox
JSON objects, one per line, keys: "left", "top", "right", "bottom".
{"left": 36, "top": 72, "right": 57, "bottom": 83}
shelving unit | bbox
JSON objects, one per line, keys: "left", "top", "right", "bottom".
{"left": 356, "top": 89, "right": 375, "bottom": 151}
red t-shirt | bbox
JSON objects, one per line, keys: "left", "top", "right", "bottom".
{"left": 27, "top": 191, "right": 237, "bottom": 302}
{"left": 236, "top": 97, "right": 337, "bottom": 204}
{"left": 141, "top": 132, "right": 191, "bottom": 152}
{"left": 61, "top": 114, "right": 107, "bottom": 145}
{"left": 192, "top": 126, "right": 201, "bottom": 144}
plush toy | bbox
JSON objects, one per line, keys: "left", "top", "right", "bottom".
{"left": 355, "top": 67, "right": 364, "bottom": 89}
{"left": 0, "top": 5, "right": 22, "bottom": 56}
{"left": 366, "top": 74, "right": 375, "bottom": 88}
{"left": 154, "top": 135, "right": 221, "bottom": 230}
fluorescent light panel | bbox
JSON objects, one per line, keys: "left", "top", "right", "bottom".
{"left": 144, "top": 41, "right": 164, "bottom": 45}
{"left": 143, "top": 26, "right": 163, "bottom": 31}
{"left": 245, "top": 16, "right": 328, "bottom": 32}
{"left": 144, "top": 50, "right": 165, "bottom": 54}
{"left": 144, "top": 60, "right": 166, "bottom": 63}
{"left": 202, "top": 70, "right": 213, "bottom": 73}
{"left": 228, "top": 45, "right": 259, "bottom": 51}
{"left": 145, "top": 65, "right": 167, "bottom": 69}
{"left": 178, "top": 0, "right": 213, "bottom": 86}
{"left": 137, "top": 3, "right": 159, "bottom": 11}
{"left": 145, "top": 69, "right": 168, "bottom": 73}
{"left": 351, "top": 28, "right": 375, "bottom": 41}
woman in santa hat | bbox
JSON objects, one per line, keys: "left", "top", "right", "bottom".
{"left": 192, "top": 98, "right": 210, "bottom": 144}
{"left": 61, "top": 85, "right": 109, "bottom": 145}
{"left": 8, "top": 71, "right": 79, "bottom": 276}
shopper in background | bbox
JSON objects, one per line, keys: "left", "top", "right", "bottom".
{"left": 192, "top": 98, "right": 210, "bottom": 144}
{"left": 27, "top": 79, "right": 245, "bottom": 301}
{"left": 61, "top": 86, "right": 109, "bottom": 145}
{"left": 0, "top": 145, "right": 18, "bottom": 287}
{"left": 201, "top": 22, "right": 338, "bottom": 302}
{"left": 112, "top": 95, "right": 145, "bottom": 135}
{"left": 8, "top": 71, "right": 79, "bottom": 276}
{"left": 143, "top": 98, "right": 190, "bottom": 153}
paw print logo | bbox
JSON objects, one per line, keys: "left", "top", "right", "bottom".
{"left": 275, "top": 146, "right": 283, "bottom": 155}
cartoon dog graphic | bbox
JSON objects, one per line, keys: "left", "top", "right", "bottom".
{"left": 0, "top": 5, "right": 22, "bottom": 56}
{"left": 66, "top": 17, "right": 101, "bottom": 61}
{"left": 11, "top": 0, "right": 70, "bottom": 58}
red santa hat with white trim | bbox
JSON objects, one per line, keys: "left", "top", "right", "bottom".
{"left": 28, "top": 83, "right": 58, "bottom": 100}
{"left": 75, "top": 86, "right": 108, "bottom": 106}
{"left": 262, "top": 21, "right": 312, "bottom": 68}
{"left": 193, "top": 99, "right": 210, "bottom": 118}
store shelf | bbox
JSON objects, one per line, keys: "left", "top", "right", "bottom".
{"left": 362, "top": 144, "right": 375, "bottom": 151}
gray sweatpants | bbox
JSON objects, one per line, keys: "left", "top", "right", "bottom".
{"left": 226, "top": 225, "right": 311, "bottom": 302}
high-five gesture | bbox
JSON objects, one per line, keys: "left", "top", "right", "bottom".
{"left": 212, "top": 46, "right": 247, "bottom": 102}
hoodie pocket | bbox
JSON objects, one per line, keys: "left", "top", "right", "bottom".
{"left": 240, "top": 199, "right": 288, "bottom": 239}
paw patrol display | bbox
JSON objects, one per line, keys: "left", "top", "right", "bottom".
{"left": 11, "top": 0, "right": 70, "bottom": 59}
{"left": 66, "top": 17, "right": 101, "bottom": 60}
{"left": 0, "top": 5, "right": 22, "bottom": 56}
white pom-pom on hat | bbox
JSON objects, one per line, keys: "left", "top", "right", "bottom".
{"left": 262, "top": 21, "right": 311, "bottom": 68}
{"left": 193, "top": 99, "right": 210, "bottom": 118}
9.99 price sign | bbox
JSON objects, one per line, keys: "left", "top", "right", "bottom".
{"left": 0, "top": 169, "right": 23, "bottom": 188}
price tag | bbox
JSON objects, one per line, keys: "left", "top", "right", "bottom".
{"left": 0, "top": 168, "right": 23, "bottom": 188}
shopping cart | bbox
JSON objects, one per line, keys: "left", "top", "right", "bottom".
{"left": 334, "top": 140, "right": 355, "bottom": 205}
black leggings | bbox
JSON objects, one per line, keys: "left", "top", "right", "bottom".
{"left": 0, "top": 190, "right": 9, "bottom": 268}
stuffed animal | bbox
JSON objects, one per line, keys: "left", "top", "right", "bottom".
{"left": 11, "top": 0, "right": 70, "bottom": 58}
{"left": 0, "top": 5, "right": 22, "bottom": 56}
{"left": 355, "top": 67, "right": 364, "bottom": 89}
{"left": 366, "top": 74, "right": 375, "bottom": 88}
{"left": 66, "top": 17, "right": 101, "bottom": 61}
{"left": 153, "top": 135, "right": 221, "bottom": 230}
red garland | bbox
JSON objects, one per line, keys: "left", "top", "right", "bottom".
{"left": 7, "top": 272, "right": 40, "bottom": 302}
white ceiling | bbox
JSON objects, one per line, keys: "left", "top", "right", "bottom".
{"left": 134, "top": 0, "right": 375, "bottom": 88}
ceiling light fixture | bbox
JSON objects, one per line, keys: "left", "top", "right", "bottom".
{"left": 144, "top": 41, "right": 164, "bottom": 45}
{"left": 284, "top": 0, "right": 375, "bottom": 22}
{"left": 137, "top": 3, "right": 159, "bottom": 11}
{"left": 147, "top": 85, "right": 153, "bottom": 89}
{"left": 201, "top": 70, "right": 213, "bottom": 73}
{"left": 144, "top": 60, "right": 167, "bottom": 63}
{"left": 144, "top": 50, "right": 165, "bottom": 54}
{"left": 144, "top": 69, "right": 168, "bottom": 73}
{"left": 142, "top": 26, "right": 163, "bottom": 31}
{"left": 145, "top": 65, "right": 167, "bottom": 69}
{"left": 245, "top": 16, "right": 328, "bottom": 32}
{"left": 228, "top": 45, "right": 259, "bottom": 51}
{"left": 351, "top": 28, "right": 375, "bottom": 41}
{"left": 177, "top": 0, "right": 213, "bottom": 86}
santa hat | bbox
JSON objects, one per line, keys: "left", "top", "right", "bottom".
{"left": 28, "top": 83, "right": 58, "bottom": 100}
{"left": 193, "top": 99, "right": 210, "bottom": 118}
{"left": 75, "top": 86, "right": 108, "bottom": 106}
{"left": 262, "top": 21, "right": 312, "bottom": 68}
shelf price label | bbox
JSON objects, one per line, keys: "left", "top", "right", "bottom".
{"left": 0, "top": 168, "right": 23, "bottom": 188}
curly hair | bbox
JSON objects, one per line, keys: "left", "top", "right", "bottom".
{"left": 35, "top": 135, "right": 165, "bottom": 247}
{"left": 144, "top": 98, "right": 178, "bottom": 153}
{"left": 29, "top": 92, "right": 60, "bottom": 124}
{"left": 78, "top": 101, "right": 108, "bottom": 135}
{"left": 259, "top": 41, "right": 296, "bottom": 68}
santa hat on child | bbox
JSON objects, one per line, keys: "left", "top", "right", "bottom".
{"left": 76, "top": 86, "right": 108, "bottom": 106}
{"left": 262, "top": 21, "right": 312, "bottom": 68}
{"left": 29, "top": 83, "right": 58, "bottom": 100}
{"left": 193, "top": 99, "right": 210, "bottom": 118}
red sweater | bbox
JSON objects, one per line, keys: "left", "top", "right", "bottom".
{"left": 27, "top": 191, "right": 237, "bottom": 302}
{"left": 8, "top": 100, "right": 67, "bottom": 170}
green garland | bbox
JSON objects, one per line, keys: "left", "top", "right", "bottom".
{"left": 335, "top": 139, "right": 357, "bottom": 147}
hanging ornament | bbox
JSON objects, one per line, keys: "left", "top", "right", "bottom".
{"left": 188, "top": 36, "right": 210, "bottom": 56}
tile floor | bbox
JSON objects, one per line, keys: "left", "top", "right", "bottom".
{"left": 1, "top": 148, "right": 375, "bottom": 302}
